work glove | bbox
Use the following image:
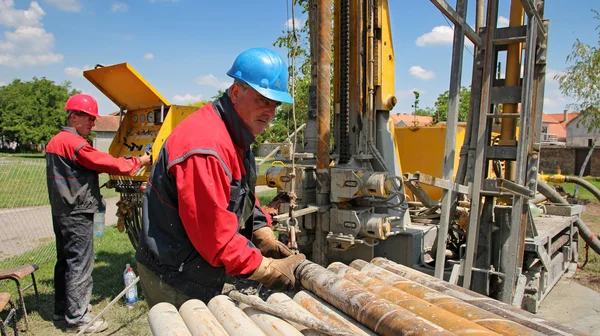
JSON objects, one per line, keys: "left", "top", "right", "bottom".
{"left": 252, "top": 226, "right": 295, "bottom": 259}
{"left": 248, "top": 254, "right": 306, "bottom": 291}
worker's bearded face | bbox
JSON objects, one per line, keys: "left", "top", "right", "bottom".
{"left": 69, "top": 112, "right": 96, "bottom": 137}
{"left": 230, "top": 84, "right": 278, "bottom": 136}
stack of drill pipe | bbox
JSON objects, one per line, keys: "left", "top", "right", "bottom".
{"left": 326, "top": 262, "right": 500, "bottom": 335}
{"left": 292, "top": 290, "right": 377, "bottom": 336}
{"left": 349, "top": 259, "right": 541, "bottom": 336}
{"left": 147, "top": 302, "right": 192, "bottom": 336}
{"left": 295, "top": 260, "right": 456, "bottom": 335}
{"left": 368, "top": 258, "right": 589, "bottom": 336}
{"left": 267, "top": 293, "right": 327, "bottom": 336}
{"left": 178, "top": 299, "right": 228, "bottom": 336}
{"left": 207, "top": 295, "right": 267, "bottom": 336}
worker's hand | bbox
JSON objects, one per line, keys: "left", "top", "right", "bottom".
{"left": 248, "top": 254, "right": 306, "bottom": 291}
{"left": 252, "top": 227, "right": 295, "bottom": 259}
{"left": 139, "top": 152, "right": 152, "bottom": 166}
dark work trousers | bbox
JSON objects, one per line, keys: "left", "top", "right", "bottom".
{"left": 52, "top": 213, "right": 94, "bottom": 325}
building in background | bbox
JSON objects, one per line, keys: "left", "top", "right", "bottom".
{"left": 92, "top": 112, "right": 122, "bottom": 153}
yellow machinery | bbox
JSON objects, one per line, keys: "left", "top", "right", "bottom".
{"left": 83, "top": 63, "right": 197, "bottom": 247}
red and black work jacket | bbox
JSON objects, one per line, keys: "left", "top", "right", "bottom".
{"left": 46, "top": 127, "right": 142, "bottom": 216}
{"left": 135, "top": 94, "right": 271, "bottom": 302}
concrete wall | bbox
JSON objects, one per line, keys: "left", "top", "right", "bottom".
{"left": 93, "top": 131, "right": 116, "bottom": 153}
{"left": 566, "top": 115, "right": 600, "bottom": 147}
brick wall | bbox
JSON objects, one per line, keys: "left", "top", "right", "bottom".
{"left": 539, "top": 147, "right": 574, "bottom": 175}
{"left": 539, "top": 146, "right": 600, "bottom": 176}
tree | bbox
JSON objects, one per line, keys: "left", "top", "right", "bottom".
{"left": 432, "top": 86, "right": 471, "bottom": 123}
{"left": 255, "top": 0, "right": 313, "bottom": 149}
{"left": 556, "top": 9, "right": 600, "bottom": 198}
{"left": 0, "top": 77, "right": 80, "bottom": 151}
{"left": 555, "top": 9, "right": 600, "bottom": 132}
{"left": 188, "top": 100, "right": 211, "bottom": 108}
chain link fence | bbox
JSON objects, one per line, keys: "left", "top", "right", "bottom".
{"left": 0, "top": 156, "right": 56, "bottom": 268}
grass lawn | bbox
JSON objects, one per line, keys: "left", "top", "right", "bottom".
{"left": 0, "top": 226, "right": 149, "bottom": 335}
{"left": 0, "top": 154, "right": 119, "bottom": 209}
{"left": 549, "top": 176, "right": 600, "bottom": 202}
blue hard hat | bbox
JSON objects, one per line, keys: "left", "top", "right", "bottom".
{"left": 227, "top": 48, "right": 294, "bottom": 104}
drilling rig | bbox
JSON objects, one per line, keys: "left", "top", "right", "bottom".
{"left": 263, "top": 0, "right": 597, "bottom": 314}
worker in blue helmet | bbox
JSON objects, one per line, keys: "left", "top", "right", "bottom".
{"left": 136, "top": 47, "right": 305, "bottom": 308}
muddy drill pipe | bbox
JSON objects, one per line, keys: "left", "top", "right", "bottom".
{"left": 326, "top": 262, "right": 499, "bottom": 335}
{"left": 350, "top": 260, "right": 542, "bottom": 336}
{"left": 369, "top": 258, "right": 589, "bottom": 336}
{"left": 292, "top": 290, "right": 376, "bottom": 336}
{"left": 295, "top": 261, "right": 456, "bottom": 336}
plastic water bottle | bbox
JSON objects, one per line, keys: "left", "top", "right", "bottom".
{"left": 93, "top": 199, "right": 106, "bottom": 237}
{"left": 123, "top": 264, "right": 138, "bottom": 307}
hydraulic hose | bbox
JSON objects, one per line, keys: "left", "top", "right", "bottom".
{"left": 536, "top": 178, "right": 600, "bottom": 255}
{"left": 564, "top": 176, "right": 600, "bottom": 202}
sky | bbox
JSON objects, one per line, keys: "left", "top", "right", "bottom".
{"left": 0, "top": 0, "right": 598, "bottom": 117}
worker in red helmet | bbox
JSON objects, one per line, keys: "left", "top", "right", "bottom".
{"left": 135, "top": 48, "right": 306, "bottom": 309}
{"left": 46, "top": 93, "right": 151, "bottom": 333}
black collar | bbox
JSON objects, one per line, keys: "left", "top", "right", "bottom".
{"left": 212, "top": 93, "right": 255, "bottom": 150}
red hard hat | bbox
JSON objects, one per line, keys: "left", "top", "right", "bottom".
{"left": 64, "top": 94, "right": 99, "bottom": 118}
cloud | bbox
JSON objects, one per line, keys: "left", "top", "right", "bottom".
{"left": 0, "top": 2, "right": 63, "bottom": 67}
{"left": 111, "top": 2, "right": 127, "bottom": 12}
{"left": 546, "top": 68, "right": 563, "bottom": 84}
{"left": 285, "top": 18, "right": 304, "bottom": 29}
{"left": 409, "top": 66, "right": 435, "bottom": 80}
{"left": 0, "top": 0, "right": 44, "bottom": 28}
{"left": 396, "top": 88, "right": 425, "bottom": 98}
{"left": 143, "top": 53, "right": 154, "bottom": 60}
{"left": 498, "top": 16, "right": 510, "bottom": 28}
{"left": 195, "top": 74, "right": 231, "bottom": 90}
{"left": 172, "top": 93, "right": 202, "bottom": 104}
{"left": 64, "top": 65, "right": 90, "bottom": 77}
{"left": 42, "top": 0, "right": 82, "bottom": 12}
{"left": 0, "top": 81, "right": 6, "bottom": 86}
{"left": 415, "top": 25, "right": 473, "bottom": 47}
{"left": 544, "top": 97, "right": 559, "bottom": 108}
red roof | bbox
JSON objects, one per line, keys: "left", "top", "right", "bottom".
{"left": 542, "top": 112, "right": 579, "bottom": 139}
{"left": 92, "top": 115, "right": 121, "bottom": 132}
{"left": 391, "top": 114, "right": 433, "bottom": 127}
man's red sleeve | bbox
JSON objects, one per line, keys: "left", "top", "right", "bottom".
{"left": 171, "top": 154, "right": 262, "bottom": 276}
{"left": 75, "top": 144, "right": 141, "bottom": 176}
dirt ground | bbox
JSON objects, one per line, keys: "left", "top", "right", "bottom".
{"left": 573, "top": 201, "right": 600, "bottom": 293}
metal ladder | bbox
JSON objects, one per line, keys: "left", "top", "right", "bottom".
{"left": 460, "top": 0, "right": 548, "bottom": 304}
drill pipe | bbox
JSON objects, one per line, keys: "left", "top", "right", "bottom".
{"left": 369, "top": 258, "right": 588, "bottom": 336}
{"left": 267, "top": 293, "right": 326, "bottom": 335}
{"left": 327, "top": 262, "right": 498, "bottom": 335}
{"left": 293, "top": 290, "right": 376, "bottom": 336}
{"left": 295, "top": 260, "right": 456, "bottom": 336}
{"left": 350, "top": 260, "right": 541, "bottom": 336}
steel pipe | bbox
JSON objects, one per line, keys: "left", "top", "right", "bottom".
{"left": 327, "top": 262, "right": 499, "bottom": 335}
{"left": 148, "top": 302, "right": 192, "bottom": 336}
{"left": 267, "top": 293, "right": 326, "bottom": 335}
{"left": 207, "top": 295, "right": 266, "bottom": 336}
{"left": 368, "top": 258, "right": 587, "bottom": 336}
{"left": 295, "top": 261, "right": 455, "bottom": 335}
{"left": 178, "top": 299, "right": 228, "bottom": 336}
{"left": 242, "top": 305, "right": 304, "bottom": 336}
{"left": 350, "top": 259, "right": 543, "bottom": 336}
{"left": 293, "top": 290, "right": 376, "bottom": 336}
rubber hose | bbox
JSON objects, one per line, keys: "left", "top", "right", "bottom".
{"left": 564, "top": 176, "right": 600, "bottom": 202}
{"left": 537, "top": 178, "right": 600, "bottom": 255}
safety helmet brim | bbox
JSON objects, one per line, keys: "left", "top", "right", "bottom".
{"left": 248, "top": 82, "right": 294, "bottom": 104}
